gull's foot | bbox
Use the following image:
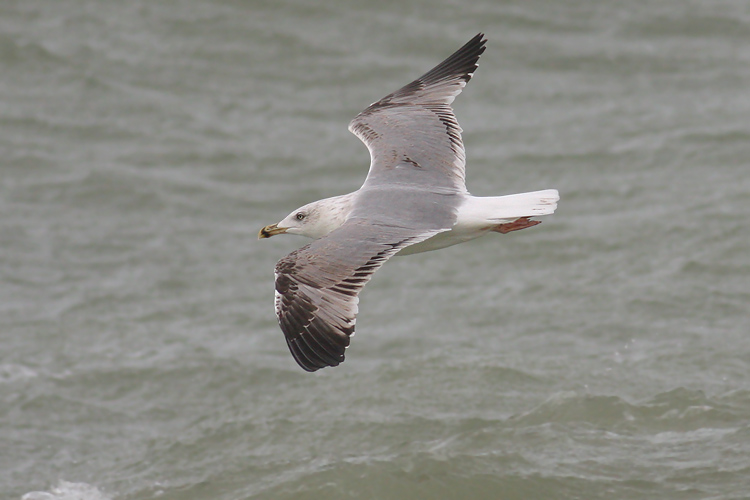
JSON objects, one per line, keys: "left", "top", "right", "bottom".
{"left": 492, "top": 217, "right": 541, "bottom": 234}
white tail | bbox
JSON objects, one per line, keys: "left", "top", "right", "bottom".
{"left": 467, "top": 189, "right": 559, "bottom": 223}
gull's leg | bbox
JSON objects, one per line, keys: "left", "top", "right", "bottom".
{"left": 492, "top": 217, "right": 541, "bottom": 234}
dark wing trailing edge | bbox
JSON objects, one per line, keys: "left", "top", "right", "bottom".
{"left": 274, "top": 220, "right": 443, "bottom": 371}
{"left": 349, "top": 33, "right": 487, "bottom": 192}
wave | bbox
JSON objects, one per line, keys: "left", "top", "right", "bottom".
{"left": 22, "top": 481, "right": 111, "bottom": 500}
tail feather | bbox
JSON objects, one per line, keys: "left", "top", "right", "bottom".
{"left": 481, "top": 189, "right": 559, "bottom": 221}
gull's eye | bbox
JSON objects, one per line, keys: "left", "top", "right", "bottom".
{"left": 295, "top": 212, "right": 306, "bottom": 221}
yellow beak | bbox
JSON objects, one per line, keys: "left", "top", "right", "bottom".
{"left": 258, "top": 223, "right": 287, "bottom": 239}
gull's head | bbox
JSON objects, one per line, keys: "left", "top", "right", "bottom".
{"left": 259, "top": 196, "right": 352, "bottom": 240}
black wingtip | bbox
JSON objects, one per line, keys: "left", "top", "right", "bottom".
{"left": 416, "top": 33, "right": 487, "bottom": 86}
{"left": 286, "top": 334, "right": 346, "bottom": 372}
{"left": 360, "top": 32, "right": 489, "bottom": 111}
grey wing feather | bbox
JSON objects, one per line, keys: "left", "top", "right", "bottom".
{"left": 274, "top": 219, "right": 443, "bottom": 371}
{"left": 348, "top": 33, "right": 487, "bottom": 192}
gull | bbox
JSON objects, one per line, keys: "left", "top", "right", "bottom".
{"left": 259, "top": 33, "right": 559, "bottom": 371}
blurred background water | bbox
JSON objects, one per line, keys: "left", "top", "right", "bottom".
{"left": 2, "top": 0, "right": 750, "bottom": 499}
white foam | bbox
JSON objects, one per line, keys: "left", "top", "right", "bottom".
{"left": 21, "top": 481, "right": 111, "bottom": 500}
{"left": 0, "top": 364, "right": 38, "bottom": 384}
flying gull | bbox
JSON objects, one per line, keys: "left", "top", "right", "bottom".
{"left": 259, "top": 33, "right": 559, "bottom": 371}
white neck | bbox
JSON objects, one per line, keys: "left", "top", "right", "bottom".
{"left": 303, "top": 192, "right": 357, "bottom": 239}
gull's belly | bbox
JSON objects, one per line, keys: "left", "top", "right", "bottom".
{"left": 396, "top": 219, "right": 512, "bottom": 256}
{"left": 395, "top": 226, "right": 484, "bottom": 255}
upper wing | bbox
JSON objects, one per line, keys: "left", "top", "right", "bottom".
{"left": 274, "top": 219, "right": 444, "bottom": 371}
{"left": 348, "top": 33, "right": 487, "bottom": 193}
